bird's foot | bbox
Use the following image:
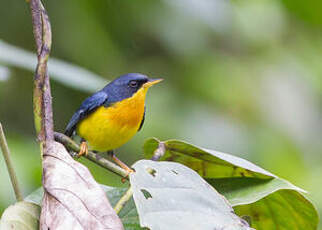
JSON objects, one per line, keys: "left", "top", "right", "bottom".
{"left": 108, "top": 151, "right": 135, "bottom": 182}
{"left": 77, "top": 141, "right": 88, "bottom": 157}
{"left": 121, "top": 168, "right": 135, "bottom": 183}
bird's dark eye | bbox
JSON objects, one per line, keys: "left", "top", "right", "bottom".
{"left": 129, "top": 80, "right": 138, "bottom": 88}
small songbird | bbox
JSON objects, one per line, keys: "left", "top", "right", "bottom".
{"left": 65, "top": 73, "right": 162, "bottom": 173}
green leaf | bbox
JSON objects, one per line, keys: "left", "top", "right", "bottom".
{"left": 24, "top": 188, "right": 43, "bottom": 206}
{"left": 143, "top": 138, "right": 319, "bottom": 229}
{"left": 25, "top": 186, "right": 142, "bottom": 230}
{"left": 144, "top": 138, "right": 275, "bottom": 179}
{"left": 102, "top": 186, "right": 142, "bottom": 230}
{"left": 208, "top": 178, "right": 301, "bottom": 206}
{"left": 0, "top": 201, "right": 40, "bottom": 230}
{"left": 210, "top": 178, "right": 318, "bottom": 229}
{"left": 129, "top": 159, "right": 252, "bottom": 230}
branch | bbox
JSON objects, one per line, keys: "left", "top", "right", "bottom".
{"left": 54, "top": 132, "right": 128, "bottom": 178}
{"left": 30, "top": 0, "right": 53, "bottom": 143}
{"left": 0, "top": 123, "right": 23, "bottom": 201}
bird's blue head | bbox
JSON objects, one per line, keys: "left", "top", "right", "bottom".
{"left": 102, "top": 73, "right": 162, "bottom": 103}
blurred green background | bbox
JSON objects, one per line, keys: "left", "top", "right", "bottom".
{"left": 0, "top": 0, "right": 321, "bottom": 227}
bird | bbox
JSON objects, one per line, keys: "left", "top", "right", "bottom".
{"left": 65, "top": 73, "right": 162, "bottom": 174}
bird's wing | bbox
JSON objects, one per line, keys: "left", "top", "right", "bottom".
{"left": 138, "top": 106, "right": 145, "bottom": 132}
{"left": 65, "top": 91, "right": 108, "bottom": 136}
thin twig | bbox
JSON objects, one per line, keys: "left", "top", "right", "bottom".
{"left": 54, "top": 132, "right": 128, "bottom": 178}
{"left": 114, "top": 186, "right": 134, "bottom": 214}
{"left": 0, "top": 123, "right": 23, "bottom": 201}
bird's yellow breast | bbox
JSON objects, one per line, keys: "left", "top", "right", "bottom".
{"left": 76, "top": 87, "right": 147, "bottom": 151}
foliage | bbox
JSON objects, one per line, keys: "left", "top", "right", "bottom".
{"left": 1, "top": 138, "right": 318, "bottom": 229}
{"left": 143, "top": 138, "right": 319, "bottom": 229}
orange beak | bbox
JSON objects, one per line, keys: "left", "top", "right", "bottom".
{"left": 143, "top": 78, "right": 163, "bottom": 88}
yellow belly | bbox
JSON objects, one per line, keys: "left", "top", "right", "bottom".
{"left": 76, "top": 87, "right": 147, "bottom": 151}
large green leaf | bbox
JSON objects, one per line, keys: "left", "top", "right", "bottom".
{"left": 211, "top": 178, "right": 318, "bottom": 229}
{"left": 129, "top": 159, "right": 252, "bottom": 230}
{"left": 144, "top": 138, "right": 275, "bottom": 179}
{"left": 0, "top": 201, "right": 40, "bottom": 230}
{"left": 143, "top": 138, "right": 319, "bottom": 229}
{"left": 25, "top": 186, "right": 141, "bottom": 230}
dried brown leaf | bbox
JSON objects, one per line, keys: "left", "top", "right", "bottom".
{"left": 40, "top": 141, "right": 124, "bottom": 230}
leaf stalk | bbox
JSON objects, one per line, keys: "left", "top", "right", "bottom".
{"left": 114, "top": 186, "right": 134, "bottom": 214}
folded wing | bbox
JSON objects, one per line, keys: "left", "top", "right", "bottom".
{"left": 65, "top": 91, "right": 108, "bottom": 136}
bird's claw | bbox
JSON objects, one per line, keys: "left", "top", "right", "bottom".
{"left": 77, "top": 141, "right": 88, "bottom": 157}
{"left": 121, "top": 168, "right": 135, "bottom": 183}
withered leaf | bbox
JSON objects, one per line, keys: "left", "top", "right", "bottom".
{"left": 40, "top": 141, "right": 124, "bottom": 230}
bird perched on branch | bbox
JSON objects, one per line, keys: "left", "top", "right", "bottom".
{"left": 65, "top": 73, "right": 162, "bottom": 174}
